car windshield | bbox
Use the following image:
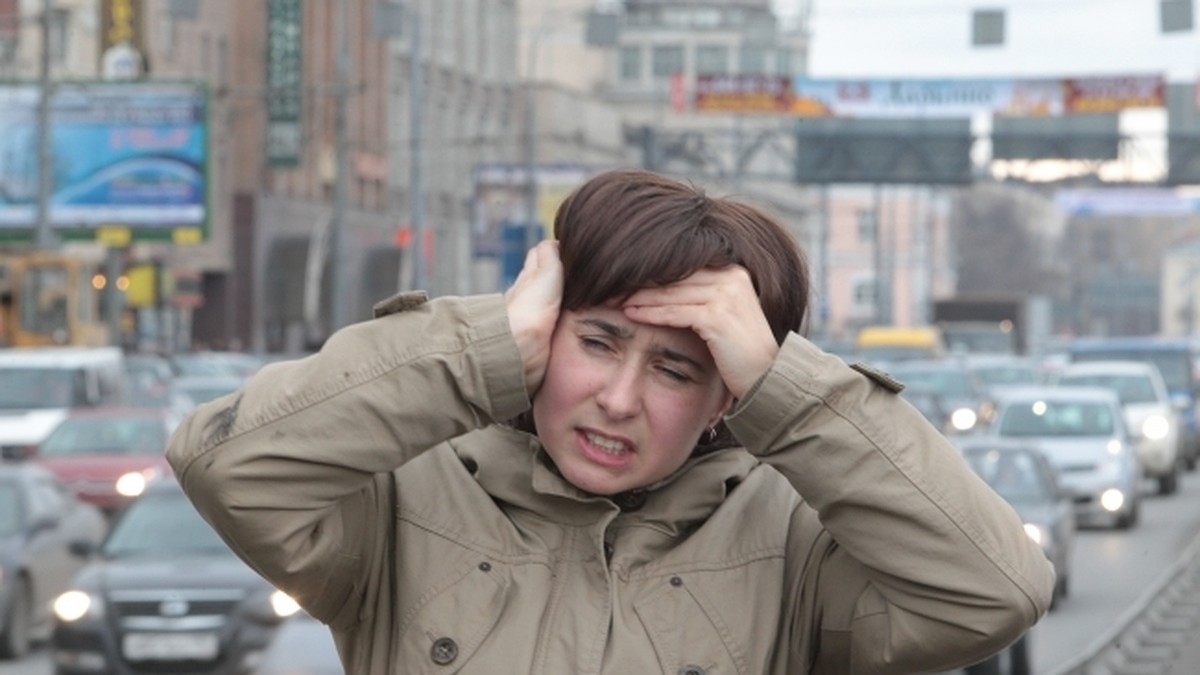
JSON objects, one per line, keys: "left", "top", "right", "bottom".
{"left": 0, "top": 368, "right": 84, "bottom": 410}
{"left": 891, "top": 368, "right": 973, "bottom": 397}
{"left": 964, "top": 451, "right": 1051, "bottom": 504}
{"left": 0, "top": 481, "right": 20, "bottom": 537}
{"left": 973, "top": 365, "right": 1037, "bottom": 388}
{"left": 103, "top": 489, "right": 230, "bottom": 557}
{"left": 998, "top": 400, "right": 1115, "bottom": 437}
{"left": 1059, "top": 374, "right": 1157, "bottom": 405}
{"left": 177, "top": 383, "right": 241, "bottom": 405}
{"left": 40, "top": 416, "right": 166, "bottom": 457}
{"left": 1072, "top": 349, "right": 1190, "bottom": 393}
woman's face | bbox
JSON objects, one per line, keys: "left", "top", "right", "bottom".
{"left": 532, "top": 305, "right": 733, "bottom": 496}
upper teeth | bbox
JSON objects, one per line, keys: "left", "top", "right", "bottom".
{"left": 587, "top": 432, "right": 627, "bottom": 453}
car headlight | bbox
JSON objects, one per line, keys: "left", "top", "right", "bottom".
{"left": 243, "top": 588, "right": 302, "bottom": 623}
{"left": 115, "top": 468, "right": 162, "bottom": 498}
{"left": 950, "top": 408, "right": 978, "bottom": 432}
{"left": 270, "top": 590, "right": 301, "bottom": 619}
{"left": 53, "top": 590, "right": 103, "bottom": 622}
{"left": 1141, "top": 415, "right": 1171, "bottom": 441}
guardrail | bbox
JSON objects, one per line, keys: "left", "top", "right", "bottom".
{"left": 1047, "top": 534, "right": 1200, "bottom": 675}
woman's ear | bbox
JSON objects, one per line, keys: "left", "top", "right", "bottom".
{"left": 711, "top": 390, "right": 735, "bottom": 428}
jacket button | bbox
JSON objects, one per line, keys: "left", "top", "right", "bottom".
{"left": 669, "top": 576, "right": 683, "bottom": 587}
{"left": 679, "top": 666, "right": 706, "bottom": 675}
{"left": 430, "top": 637, "right": 458, "bottom": 665}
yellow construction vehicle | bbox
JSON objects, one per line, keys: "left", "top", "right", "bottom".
{"left": 0, "top": 252, "right": 109, "bottom": 348}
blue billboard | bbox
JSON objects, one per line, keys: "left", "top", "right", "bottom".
{"left": 0, "top": 81, "right": 208, "bottom": 239}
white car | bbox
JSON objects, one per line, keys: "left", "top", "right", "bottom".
{"left": 1055, "top": 360, "right": 1182, "bottom": 496}
{"left": 986, "top": 385, "right": 1142, "bottom": 530}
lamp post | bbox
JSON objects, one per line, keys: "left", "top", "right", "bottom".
{"left": 34, "top": 0, "right": 55, "bottom": 249}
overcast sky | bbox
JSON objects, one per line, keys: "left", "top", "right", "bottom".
{"left": 780, "top": 0, "right": 1200, "bottom": 82}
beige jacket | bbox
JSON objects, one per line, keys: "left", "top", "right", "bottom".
{"left": 166, "top": 293, "right": 1054, "bottom": 675}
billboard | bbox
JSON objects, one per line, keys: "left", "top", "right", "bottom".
{"left": 693, "top": 74, "right": 1166, "bottom": 118}
{"left": 0, "top": 82, "right": 208, "bottom": 241}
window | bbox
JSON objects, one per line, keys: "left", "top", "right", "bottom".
{"left": 695, "top": 45, "right": 728, "bottom": 75}
{"left": 739, "top": 45, "right": 767, "bottom": 74}
{"left": 774, "top": 48, "right": 794, "bottom": 75}
{"left": 618, "top": 45, "right": 642, "bottom": 82}
{"left": 856, "top": 208, "right": 877, "bottom": 243}
{"left": 651, "top": 44, "right": 684, "bottom": 79}
{"left": 852, "top": 277, "right": 876, "bottom": 310}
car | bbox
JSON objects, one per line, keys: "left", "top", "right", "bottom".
{"left": 170, "top": 351, "right": 267, "bottom": 379}
{"left": 1068, "top": 336, "right": 1200, "bottom": 471}
{"left": 253, "top": 612, "right": 344, "bottom": 675}
{"left": 960, "top": 354, "right": 1043, "bottom": 395}
{"left": 887, "top": 358, "right": 995, "bottom": 434}
{"left": 1054, "top": 360, "right": 1183, "bottom": 495}
{"left": 985, "top": 385, "right": 1142, "bottom": 530}
{"left": 956, "top": 440, "right": 1075, "bottom": 609}
{"left": 50, "top": 478, "right": 301, "bottom": 675}
{"left": 0, "top": 463, "right": 107, "bottom": 660}
{"left": 30, "top": 407, "right": 181, "bottom": 516}
{"left": 172, "top": 374, "right": 248, "bottom": 407}
{"left": 0, "top": 347, "right": 128, "bottom": 461}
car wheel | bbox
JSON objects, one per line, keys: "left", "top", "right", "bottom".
{"left": 1116, "top": 499, "right": 1140, "bottom": 530}
{"left": 0, "top": 576, "right": 32, "bottom": 659}
{"left": 1007, "top": 633, "right": 1031, "bottom": 675}
{"left": 1158, "top": 467, "right": 1179, "bottom": 495}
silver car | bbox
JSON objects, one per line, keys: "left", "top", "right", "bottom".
{"left": 986, "top": 385, "right": 1142, "bottom": 530}
{"left": 1054, "top": 360, "right": 1182, "bottom": 496}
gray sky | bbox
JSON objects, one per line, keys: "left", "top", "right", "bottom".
{"left": 791, "top": 0, "right": 1200, "bottom": 82}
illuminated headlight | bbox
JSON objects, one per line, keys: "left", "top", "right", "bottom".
{"left": 1022, "top": 523, "right": 1045, "bottom": 547}
{"left": 270, "top": 590, "right": 301, "bottom": 619}
{"left": 115, "top": 468, "right": 161, "bottom": 498}
{"left": 53, "top": 591, "right": 102, "bottom": 623}
{"left": 1105, "top": 439, "right": 1124, "bottom": 456}
{"left": 1141, "top": 415, "right": 1170, "bottom": 441}
{"left": 1100, "top": 488, "right": 1126, "bottom": 513}
{"left": 950, "top": 408, "right": 978, "bottom": 432}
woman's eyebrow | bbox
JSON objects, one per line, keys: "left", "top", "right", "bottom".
{"left": 653, "top": 345, "right": 704, "bottom": 372}
{"left": 579, "top": 317, "right": 632, "bottom": 339}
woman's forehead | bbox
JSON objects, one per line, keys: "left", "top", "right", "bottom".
{"left": 567, "top": 307, "right": 714, "bottom": 360}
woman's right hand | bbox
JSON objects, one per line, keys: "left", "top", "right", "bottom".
{"left": 505, "top": 240, "right": 563, "bottom": 396}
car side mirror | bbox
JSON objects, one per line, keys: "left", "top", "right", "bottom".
{"left": 68, "top": 539, "right": 97, "bottom": 558}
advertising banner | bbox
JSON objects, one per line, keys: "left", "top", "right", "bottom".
{"left": 266, "top": 0, "right": 303, "bottom": 166}
{"left": 693, "top": 74, "right": 1166, "bottom": 118}
{"left": 0, "top": 82, "right": 208, "bottom": 238}
{"left": 694, "top": 74, "right": 792, "bottom": 113}
{"left": 99, "top": 0, "right": 147, "bottom": 78}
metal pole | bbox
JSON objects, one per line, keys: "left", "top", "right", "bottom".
{"left": 34, "top": 0, "right": 56, "bottom": 249}
{"left": 329, "top": 0, "right": 351, "bottom": 330}
{"left": 523, "top": 32, "right": 539, "bottom": 252}
{"left": 409, "top": 4, "right": 426, "bottom": 291}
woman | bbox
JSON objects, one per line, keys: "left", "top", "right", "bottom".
{"left": 167, "top": 168, "right": 1054, "bottom": 674}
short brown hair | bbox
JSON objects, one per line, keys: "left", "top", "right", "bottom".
{"left": 554, "top": 168, "right": 809, "bottom": 344}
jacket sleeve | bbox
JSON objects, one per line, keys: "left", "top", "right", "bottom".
{"left": 164, "top": 293, "right": 529, "bottom": 624}
{"left": 724, "top": 333, "right": 1055, "bottom": 674}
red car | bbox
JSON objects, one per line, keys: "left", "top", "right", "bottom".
{"left": 31, "top": 407, "right": 181, "bottom": 515}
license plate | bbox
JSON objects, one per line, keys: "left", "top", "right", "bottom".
{"left": 122, "top": 632, "right": 220, "bottom": 661}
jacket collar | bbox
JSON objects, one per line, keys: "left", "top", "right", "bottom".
{"left": 456, "top": 426, "right": 759, "bottom": 532}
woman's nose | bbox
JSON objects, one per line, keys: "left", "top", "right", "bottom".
{"left": 595, "top": 364, "right": 643, "bottom": 419}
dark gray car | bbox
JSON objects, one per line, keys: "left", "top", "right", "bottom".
{"left": 50, "top": 479, "right": 299, "bottom": 675}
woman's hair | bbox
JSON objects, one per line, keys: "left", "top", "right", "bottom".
{"left": 554, "top": 168, "right": 810, "bottom": 344}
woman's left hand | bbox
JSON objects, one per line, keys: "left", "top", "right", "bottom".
{"left": 622, "top": 267, "right": 779, "bottom": 399}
